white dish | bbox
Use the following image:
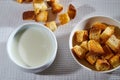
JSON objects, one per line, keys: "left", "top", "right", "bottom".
{"left": 7, "top": 23, "right": 58, "bottom": 73}
{"left": 69, "top": 15, "right": 120, "bottom": 73}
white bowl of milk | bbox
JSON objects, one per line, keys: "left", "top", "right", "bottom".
{"left": 7, "top": 23, "right": 57, "bottom": 73}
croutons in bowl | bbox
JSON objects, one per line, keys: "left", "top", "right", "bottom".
{"left": 69, "top": 16, "right": 120, "bottom": 73}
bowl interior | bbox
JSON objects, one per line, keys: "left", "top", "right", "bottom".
{"left": 69, "top": 16, "right": 120, "bottom": 73}
{"left": 7, "top": 23, "right": 57, "bottom": 70}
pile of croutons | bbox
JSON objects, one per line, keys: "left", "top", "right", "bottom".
{"left": 72, "top": 22, "right": 120, "bottom": 71}
{"left": 17, "top": 0, "right": 76, "bottom": 32}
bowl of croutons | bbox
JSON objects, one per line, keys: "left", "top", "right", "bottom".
{"left": 69, "top": 16, "right": 120, "bottom": 73}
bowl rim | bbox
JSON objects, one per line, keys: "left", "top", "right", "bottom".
{"left": 69, "top": 15, "right": 120, "bottom": 73}
{"left": 7, "top": 22, "right": 58, "bottom": 70}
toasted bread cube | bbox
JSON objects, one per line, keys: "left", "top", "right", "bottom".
{"left": 100, "top": 26, "right": 115, "bottom": 42}
{"left": 109, "top": 54, "right": 120, "bottom": 68}
{"left": 17, "top": 0, "right": 24, "bottom": 3}
{"left": 59, "top": 13, "right": 70, "bottom": 25}
{"left": 23, "top": 11, "right": 35, "bottom": 20}
{"left": 33, "top": 1, "right": 48, "bottom": 14}
{"left": 106, "top": 35, "right": 120, "bottom": 52}
{"left": 92, "top": 22, "right": 107, "bottom": 30}
{"left": 74, "top": 30, "right": 88, "bottom": 43}
{"left": 35, "top": 10, "right": 48, "bottom": 22}
{"left": 80, "top": 41, "right": 88, "bottom": 51}
{"left": 88, "top": 40, "right": 104, "bottom": 54}
{"left": 46, "top": 0, "right": 58, "bottom": 7}
{"left": 86, "top": 52, "right": 98, "bottom": 65}
{"left": 67, "top": 4, "right": 76, "bottom": 19}
{"left": 72, "top": 45, "right": 87, "bottom": 59}
{"left": 95, "top": 59, "right": 110, "bottom": 71}
{"left": 89, "top": 27, "right": 101, "bottom": 42}
{"left": 45, "top": 21, "right": 57, "bottom": 31}
{"left": 52, "top": 3, "right": 63, "bottom": 14}
{"left": 102, "top": 45, "right": 114, "bottom": 60}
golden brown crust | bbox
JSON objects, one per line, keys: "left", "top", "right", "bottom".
{"left": 85, "top": 52, "right": 98, "bottom": 65}
{"left": 23, "top": 11, "right": 35, "bottom": 20}
{"left": 100, "top": 26, "right": 115, "bottom": 43}
{"left": 72, "top": 45, "right": 87, "bottom": 59}
{"left": 67, "top": 4, "right": 76, "bottom": 19}
{"left": 51, "top": 3, "right": 63, "bottom": 14}
{"left": 59, "top": 13, "right": 70, "bottom": 25}
{"left": 80, "top": 41, "right": 88, "bottom": 51}
{"left": 95, "top": 59, "right": 110, "bottom": 71}
{"left": 88, "top": 40, "right": 104, "bottom": 54}
{"left": 74, "top": 30, "right": 88, "bottom": 43}
{"left": 35, "top": 10, "right": 48, "bottom": 22}
{"left": 89, "top": 27, "right": 101, "bottom": 42}
{"left": 17, "top": 0, "right": 24, "bottom": 3}
{"left": 45, "top": 21, "right": 57, "bottom": 31}
{"left": 106, "top": 35, "right": 120, "bottom": 52}
{"left": 33, "top": 1, "right": 48, "bottom": 14}
{"left": 91, "top": 22, "right": 107, "bottom": 30}
{"left": 109, "top": 54, "right": 120, "bottom": 68}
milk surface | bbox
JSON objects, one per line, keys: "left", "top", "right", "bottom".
{"left": 18, "top": 27, "right": 54, "bottom": 67}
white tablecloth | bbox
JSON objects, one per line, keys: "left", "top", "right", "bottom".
{"left": 0, "top": 0, "right": 120, "bottom": 80}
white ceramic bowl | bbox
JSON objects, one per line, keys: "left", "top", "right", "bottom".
{"left": 7, "top": 23, "right": 58, "bottom": 73}
{"left": 69, "top": 16, "right": 120, "bottom": 73}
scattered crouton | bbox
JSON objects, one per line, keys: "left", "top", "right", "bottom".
{"left": 88, "top": 40, "right": 104, "bottom": 54}
{"left": 72, "top": 45, "right": 87, "bottom": 59}
{"left": 51, "top": 3, "right": 63, "bottom": 14}
{"left": 102, "top": 45, "right": 114, "bottom": 60}
{"left": 33, "top": 1, "right": 48, "bottom": 14}
{"left": 74, "top": 30, "right": 88, "bottom": 43}
{"left": 100, "top": 26, "right": 115, "bottom": 43}
{"left": 86, "top": 52, "right": 98, "bottom": 65}
{"left": 45, "top": 21, "right": 57, "bottom": 31}
{"left": 59, "top": 13, "right": 70, "bottom": 25}
{"left": 89, "top": 27, "right": 101, "bottom": 42}
{"left": 23, "top": 11, "right": 35, "bottom": 20}
{"left": 106, "top": 35, "right": 120, "bottom": 52}
{"left": 46, "top": 0, "right": 58, "bottom": 7}
{"left": 92, "top": 22, "right": 107, "bottom": 30}
{"left": 109, "top": 54, "right": 120, "bottom": 68}
{"left": 95, "top": 59, "right": 110, "bottom": 71}
{"left": 35, "top": 10, "right": 48, "bottom": 22}
{"left": 67, "top": 4, "right": 76, "bottom": 19}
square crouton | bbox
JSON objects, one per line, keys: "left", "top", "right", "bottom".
{"left": 23, "top": 11, "right": 35, "bottom": 20}
{"left": 74, "top": 30, "right": 88, "bottom": 43}
{"left": 35, "top": 10, "right": 48, "bottom": 22}
{"left": 67, "top": 4, "right": 76, "bottom": 19}
{"left": 102, "top": 45, "right": 114, "bottom": 60}
{"left": 45, "top": 21, "right": 57, "bottom": 31}
{"left": 88, "top": 40, "right": 104, "bottom": 54}
{"left": 106, "top": 35, "right": 120, "bottom": 52}
{"left": 46, "top": 0, "right": 58, "bottom": 7}
{"left": 59, "top": 13, "right": 70, "bottom": 25}
{"left": 85, "top": 52, "right": 98, "bottom": 65}
{"left": 91, "top": 22, "right": 107, "bottom": 30}
{"left": 52, "top": 3, "right": 63, "bottom": 14}
{"left": 72, "top": 45, "right": 87, "bottom": 59}
{"left": 95, "top": 59, "right": 110, "bottom": 71}
{"left": 109, "top": 54, "right": 120, "bottom": 68}
{"left": 89, "top": 27, "right": 101, "bottom": 42}
{"left": 33, "top": 1, "right": 48, "bottom": 14}
{"left": 80, "top": 41, "right": 88, "bottom": 51}
{"left": 100, "top": 26, "right": 115, "bottom": 43}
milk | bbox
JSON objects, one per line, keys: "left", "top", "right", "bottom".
{"left": 18, "top": 27, "right": 54, "bottom": 67}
